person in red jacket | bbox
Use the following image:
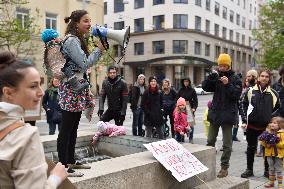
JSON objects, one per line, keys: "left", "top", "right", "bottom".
{"left": 173, "top": 97, "right": 191, "bottom": 142}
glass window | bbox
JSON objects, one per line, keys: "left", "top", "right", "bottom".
{"left": 229, "top": 10, "right": 234, "bottom": 23}
{"left": 153, "top": 0, "right": 164, "bottom": 5}
{"left": 113, "top": 44, "right": 123, "bottom": 57}
{"left": 215, "top": 45, "right": 221, "bottom": 59}
{"left": 236, "top": 32, "right": 240, "bottom": 43}
{"left": 206, "top": 0, "right": 210, "bottom": 10}
{"left": 16, "top": 7, "right": 29, "bottom": 29}
{"left": 173, "top": 14, "right": 188, "bottom": 29}
{"left": 237, "top": 0, "right": 240, "bottom": 5}
{"left": 194, "top": 41, "right": 201, "bottom": 55}
{"left": 134, "top": 43, "right": 144, "bottom": 55}
{"left": 205, "top": 43, "right": 210, "bottom": 56}
{"left": 242, "top": 52, "right": 246, "bottom": 64}
{"left": 45, "top": 13, "right": 57, "bottom": 30}
{"left": 136, "top": 66, "right": 145, "bottom": 77}
{"left": 114, "top": 21, "right": 124, "bottom": 30}
{"left": 152, "top": 40, "right": 165, "bottom": 54}
{"left": 236, "top": 14, "right": 240, "bottom": 25}
{"left": 205, "top": 19, "right": 210, "bottom": 33}
{"left": 195, "top": 16, "right": 201, "bottom": 31}
{"left": 215, "top": 2, "right": 220, "bottom": 16}
{"left": 134, "top": 0, "right": 144, "bottom": 9}
{"left": 242, "top": 16, "right": 245, "bottom": 28}
{"left": 222, "top": 6, "right": 227, "bottom": 19}
{"left": 223, "top": 47, "right": 228, "bottom": 54}
{"left": 242, "top": 34, "right": 245, "bottom": 45}
{"left": 195, "top": 0, "right": 201, "bottom": 6}
{"left": 243, "top": 0, "right": 246, "bottom": 9}
{"left": 174, "top": 0, "right": 188, "bottom": 3}
{"left": 104, "top": 2, "right": 107, "bottom": 15}
{"left": 222, "top": 27, "right": 227, "bottom": 39}
{"left": 173, "top": 40, "right": 188, "bottom": 54}
{"left": 249, "top": 37, "right": 251, "bottom": 46}
{"left": 236, "top": 51, "right": 241, "bottom": 62}
{"left": 134, "top": 18, "right": 144, "bottom": 32}
{"left": 230, "top": 49, "right": 235, "bottom": 63}
{"left": 114, "top": 0, "right": 124, "bottom": 13}
{"left": 250, "top": 4, "right": 252, "bottom": 13}
{"left": 229, "top": 30, "right": 233, "bottom": 41}
{"left": 249, "top": 20, "right": 252, "bottom": 30}
{"left": 153, "top": 15, "right": 165, "bottom": 30}
{"left": 214, "top": 23, "right": 219, "bottom": 37}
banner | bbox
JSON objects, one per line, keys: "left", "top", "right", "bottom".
{"left": 144, "top": 138, "right": 208, "bottom": 182}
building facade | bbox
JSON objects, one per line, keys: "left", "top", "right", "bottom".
{"left": 104, "top": 0, "right": 263, "bottom": 88}
{"left": 1, "top": 0, "right": 104, "bottom": 92}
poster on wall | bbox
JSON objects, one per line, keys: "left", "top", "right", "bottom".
{"left": 144, "top": 138, "right": 208, "bottom": 182}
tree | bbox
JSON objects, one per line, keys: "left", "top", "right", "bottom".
{"left": 253, "top": 0, "right": 284, "bottom": 69}
{"left": 0, "top": 0, "right": 40, "bottom": 58}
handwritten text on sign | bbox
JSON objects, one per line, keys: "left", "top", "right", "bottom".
{"left": 144, "top": 138, "right": 208, "bottom": 182}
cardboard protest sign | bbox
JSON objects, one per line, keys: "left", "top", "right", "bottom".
{"left": 144, "top": 138, "right": 208, "bottom": 182}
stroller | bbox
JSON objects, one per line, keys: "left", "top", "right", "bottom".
{"left": 152, "top": 111, "right": 170, "bottom": 138}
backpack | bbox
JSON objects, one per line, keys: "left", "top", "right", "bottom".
{"left": 43, "top": 35, "right": 73, "bottom": 80}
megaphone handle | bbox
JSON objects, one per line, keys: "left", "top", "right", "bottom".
{"left": 96, "top": 28, "right": 109, "bottom": 50}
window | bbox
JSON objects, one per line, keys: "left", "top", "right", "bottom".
{"left": 205, "top": 43, "right": 210, "bottom": 56}
{"left": 237, "top": 0, "right": 240, "bottom": 5}
{"left": 113, "top": 45, "right": 123, "bottom": 57}
{"left": 243, "top": 0, "right": 246, "bottom": 9}
{"left": 153, "top": 0, "right": 164, "bottom": 5}
{"left": 229, "top": 10, "right": 234, "bottom": 23}
{"left": 16, "top": 7, "right": 29, "bottom": 29}
{"left": 215, "top": 2, "right": 220, "bottom": 16}
{"left": 114, "top": 21, "right": 124, "bottom": 30}
{"left": 194, "top": 41, "right": 201, "bottom": 55}
{"left": 136, "top": 66, "right": 145, "bottom": 77}
{"left": 222, "top": 6, "right": 227, "bottom": 19}
{"left": 215, "top": 45, "right": 221, "bottom": 59}
{"left": 250, "top": 3, "right": 252, "bottom": 13}
{"left": 206, "top": 0, "right": 210, "bottom": 10}
{"left": 173, "top": 14, "right": 188, "bottom": 29}
{"left": 223, "top": 47, "right": 228, "bottom": 54}
{"left": 229, "top": 30, "right": 233, "bottom": 41}
{"left": 242, "top": 16, "right": 245, "bottom": 28}
{"left": 173, "top": 40, "right": 188, "bottom": 54}
{"left": 195, "top": 16, "right": 201, "bottom": 31}
{"left": 249, "top": 20, "right": 252, "bottom": 30}
{"left": 236, "top": 51, "right": 241, "bottom": 62}
{"left": 205, "top": 19, "right": 210, "bottom": 33}
{"left": 152, "top": 41, "right": 165, "bottom": 54}
{"left": 174, "top": 0, "right": 188, "bottom": 3}
{"left": 230, "top": 49, "right": 235, "bottom": 63}
{"left": 222, "top": 27, "right": 227, "bottom": 39}
{"left": 248, "top": 54, "right": 251, "bottom": 65}
{"left": 236, "top": 14, "right": 240, "bottom": 25}
{"left": 242, "top": 34, "right": 245, "bottom": 45}
{"left": 236, "top": 32, "right": 240, "bottom": 43}
{"left": 195, "top": 0, "right": 201, "bottom": 7}
{"left": 45, "top": 13, "right": 57, "bottom": 30}
{"left": 104, "top": 2, "right": 107, "bottom": 15}
{"left": 134, "top": 18, "right": 144, "bottom": 32}
{"left": 134, "top": 43, "right": 144, "bottom": 55}
{"left": 242, "top": 52, "right": 246, "bottom": 64}
{"left": 153, "top": 15, "right": 165, "bottom": 30}
{"left": 249, "top": 37, "right": 251, "bottom": 46}
{"left": 134, "top": 0, "right": 144, "bottom": 9}
{"left": 114, "top": 0, "right": 124, "bottom": 13}
{"left": 214, "top": 23, "right": 219, "bottom": 37}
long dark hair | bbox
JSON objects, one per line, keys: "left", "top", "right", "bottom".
{"left": 0, "top": 51, "right": 35, "bottom": 97}
{"left": 64, "top": 10, "right": 89, "bottom": 56}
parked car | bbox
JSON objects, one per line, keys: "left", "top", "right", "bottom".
{"left": 194, "top": 84, "right": 211, "bottom": 95}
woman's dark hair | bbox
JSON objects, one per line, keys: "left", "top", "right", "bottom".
{"left": 0, "top": 51, "right": 35, "bottom": 97}
{"left": 279, "top": 66, "right": 284, "bottom": 76}
{"left": 64, "top": 10, "right": 89, "bottom": 56}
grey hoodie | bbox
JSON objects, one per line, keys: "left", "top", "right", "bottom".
{"left": 0, "top": 102, "right": 56, "bottom": 189}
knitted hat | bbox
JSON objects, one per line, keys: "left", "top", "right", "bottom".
{"left": 41, "top": 29, "right": 59, "bottom": 43}
{"left": 246, "top": 69, "right": 258, "bottom": 78}
{"left": 177, "top": 97, "right": 186, "bottom": 106}
{"left": 97, "top": 121, "right": 107, "bottom": 133}
{"left": 148, "top": 76, "right": 157, "bottom": 84}
{"left": 137, "top": 74, "right": 145, "bottom": 80}
{"left": 217, "top": 53, "right": 231, "bottom": 68}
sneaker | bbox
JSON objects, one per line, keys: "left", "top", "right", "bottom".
{"left": 232, "top": 137, "right": 240, "bottom": 142}
{"left": 217, "top": 168, "right": 228, "bottom": 178}
{"left": 241, "top": 169, "right": 254, "bottom": 178}
{"left": 264, "top": 183, "right": 274, "bottom": 188}
{"left": 68, "top": 161, "right": 91, "bottom": 169}
{"left": 67, "top": 168, "right": 84, "bottom": 177}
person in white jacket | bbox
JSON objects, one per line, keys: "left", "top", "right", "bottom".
{"left": 0, "top": 51, "right": 67, "bottom": 189}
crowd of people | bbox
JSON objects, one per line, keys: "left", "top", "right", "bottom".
{"left": 1, "top": 8, "right": 284, "bottom": 189}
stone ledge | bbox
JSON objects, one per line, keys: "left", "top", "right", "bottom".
{"left": 194, "top": 176, "right": 249, "bottom": 189}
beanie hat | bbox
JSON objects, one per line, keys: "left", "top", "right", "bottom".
{"left": 148, "top": 76, "right": 157, "bottom": 84}
{"left": 247, "top": 69, "right": 258, "bottom": 78}
{"left": 137, "top": 74, "right": 145, "bottom": 81}
{"left": 217, "top": 53, "right": 231, "bottom": 68}
{"left": 207, "top": 100, "right": 213, "bottom": 109}
{"left": 97, "top": 121, "right": 107, "bottom": 133}
{"left": 41, "top": 29, "right": 59, "bottom": 43}
{"left": 177, "top": 97, "right": 186, "bottom": 107}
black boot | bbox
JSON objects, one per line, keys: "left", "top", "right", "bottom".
{"left": 241, "top": 169, "right": 254, "bottom": 178}
{"left": 68, "top": 76, "right": 89, "bottom": 93}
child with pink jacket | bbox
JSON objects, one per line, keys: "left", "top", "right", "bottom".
{"left": 173, "top": 97, "right": 191, "bottom": 142}
{"left": 92, "top": 121, "right": 126, "bottom": 144}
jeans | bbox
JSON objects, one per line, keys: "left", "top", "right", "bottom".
{"left": 49, "top": 122, "right": 61, "bottom": 135}
{"left": 57, "top": 110, "right": 81, "bottom": 166}
{"left": 132, "top": 108, "right": 144, "bottom": 136}
{"left": 207, "top": 123, "right": 233, "bottom": 169}
{"left": 146, "top": 126, "right": 163, "bottom": 139}
{"left": 176, "top": 133, "right": 185, "bottom": 142}
{"left": 163, "top": 110, "right": 175, "bottom": 138}
{"left": 101, "top": 109, "right": 124, "bottom": 126}
{"left": 189, "top": 127, "right": 194, "bottom": 141}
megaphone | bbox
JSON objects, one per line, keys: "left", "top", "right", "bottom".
{"left": 92, "top": 25, "right": 130, "bottom": 49}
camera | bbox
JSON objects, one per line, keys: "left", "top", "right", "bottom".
{"left": 208, "top": 70, "right": 219, "bottom": 80}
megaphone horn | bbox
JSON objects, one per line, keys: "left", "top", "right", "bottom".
{"left": 92, "top": 26, "right": 130, "bottom": 49}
